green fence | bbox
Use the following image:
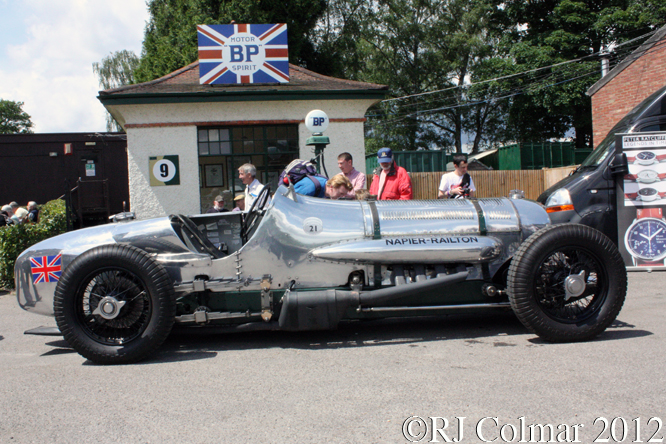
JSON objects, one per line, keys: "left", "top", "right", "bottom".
{"left": 365, "top": 143, "right": 592, "bottom": 172}
{"left": 366, "top": 150, "right": 451, "bottom": 173}
{"left": 498, "top": 142, "right": 592, "bottom": 170}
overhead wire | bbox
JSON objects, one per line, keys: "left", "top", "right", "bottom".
{"left": 364, "top": 32, "right": 666, "bottom": 130}
{"left": 379, "top": 28, "right": 661, "bottom": 106}
{"left": 367, "top": 67, "right": 600, "bottom": 127}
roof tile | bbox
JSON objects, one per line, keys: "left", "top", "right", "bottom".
{"left": 100, "top": 62, "right": 388, "bottom": 96}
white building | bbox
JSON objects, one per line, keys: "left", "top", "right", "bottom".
{"left": 98, "top": 62, "right": 387, "bottom": 219}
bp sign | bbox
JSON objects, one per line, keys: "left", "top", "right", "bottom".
{"left": 197, "top": 23, "right": 289, "bottom": 85}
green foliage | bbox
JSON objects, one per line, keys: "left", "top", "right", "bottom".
{"left": 109, "top": 0, "right": 666, "bottom": 152}
{"left": 93, "top": 50, "right": 140, "bottom": 131}
{"left": 0, "top": 200, "right": 67, "bottom": 289}
{"left": 340, "top": 0, "right": 666, "bottom": 152}
{"left": 134, "top": 0, "right": 327, "bottom": 83}
{"left": 358, "top": 0, "right": 500, "bottom": 153}
{"left": 0, "top": 99, "right": 34, "bottom": 134}
{"left": 494, "top": 0, "right": 666, "bottom": 147}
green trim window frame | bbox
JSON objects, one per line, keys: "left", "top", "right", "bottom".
{"left": 197, "top": 124, "right": 299, "bottom": 195}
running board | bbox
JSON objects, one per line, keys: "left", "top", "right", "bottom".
{"left": 358, "top": 302, "right": 511, "bottom": 313}
{"left": 24, "top": 326, "right": 62, "bottom": 336}
{"left": 175, "top": 310, "right": 262, "bottom": 325}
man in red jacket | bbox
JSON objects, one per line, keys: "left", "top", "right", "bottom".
{"left": 369, "top": 148, "right": 413, "bottom": 200}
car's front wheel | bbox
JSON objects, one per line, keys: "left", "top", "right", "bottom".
{"left": 54, "top": 244, "right": 175, "bottom": 364}
{"left": 508, "top": 224, "right": 626, "bottom": 342}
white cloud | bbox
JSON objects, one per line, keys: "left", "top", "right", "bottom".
{"left": 0, "top": 0, "right": 149, "bottom": 133}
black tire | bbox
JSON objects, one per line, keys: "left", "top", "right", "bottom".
{"left": 54, "top": 244, "right": 175, "bottom": 364}
{"left": 508, "top": 224, "right": 626, "bottom": 342}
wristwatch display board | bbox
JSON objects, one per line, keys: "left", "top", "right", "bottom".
{"left": 616, "top": 132, "right": 666, "bottom": 269}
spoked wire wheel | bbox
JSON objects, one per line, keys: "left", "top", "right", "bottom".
{"left": 508, "top": 224, "right": 626, "bottom": 342}
{"left": 532, "top": 247, "right": 605, "bottom": 324}
{"left": 77, "top": 268, "right": 152, "bottom": 345}
{"left": 55, "top": 244, "right": 175, "bottom": 364}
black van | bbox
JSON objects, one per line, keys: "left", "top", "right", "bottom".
{"left": 538, "top": 85, "right": 666, "bottom": 244}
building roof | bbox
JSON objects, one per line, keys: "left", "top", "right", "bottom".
{"left": 587, "top": 25, "right": 666, "bottom": 97}
{"left": 98, "top": 62, "right": 389, "bottom": 105}
{"left": 0, "top": 132, "right": 126, "bottom": 144}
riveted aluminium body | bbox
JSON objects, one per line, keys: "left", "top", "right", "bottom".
{"left": 15, "top": 186, "right": 549, "bottom": 317}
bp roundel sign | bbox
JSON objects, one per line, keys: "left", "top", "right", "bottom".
{"left": 149, "top": 155, "right": 180, "bottom": 186}
{"left": 305, "top": 109, "right": 329, "bottom": 133}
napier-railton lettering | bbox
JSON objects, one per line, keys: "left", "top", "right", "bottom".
{"left": 385, "top": 237, "right": 479, "bottom": 246}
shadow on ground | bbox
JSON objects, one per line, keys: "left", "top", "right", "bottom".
{"left": 36, "top": 311, "right": 650, "bottom": 365}
{"left": 146, "top": 311, "right": 649, "bottom": 364}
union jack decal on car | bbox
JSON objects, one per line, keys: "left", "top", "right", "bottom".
{"left": 197, "top": 23, "right": 289, "bottom": 85}
{"left": 30, "top": 254, "right": 62, "bottom": 284}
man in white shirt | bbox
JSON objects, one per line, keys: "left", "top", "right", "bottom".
{"left": 238, "top": 163, "right": 264, "bottom": 209}
{"left": 438, "top": 154, "right": 476, "bottom": 199}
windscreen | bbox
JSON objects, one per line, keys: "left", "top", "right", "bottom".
{"left": 581, "top": 135, "right": 614, "bottom": 167}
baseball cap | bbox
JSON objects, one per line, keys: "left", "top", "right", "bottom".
{"left": 214, "top": 195, "right": 224, "bottom": 202}
{"left": 233, "top": 195, "right": 244, "bottom": 202}
{"left": 377, "top": 148, "right": 393, "bottom": 164}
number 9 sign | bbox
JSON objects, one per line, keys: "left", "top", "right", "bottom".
{"left": 149, "top": 155, "right": 181, "bottom": 186}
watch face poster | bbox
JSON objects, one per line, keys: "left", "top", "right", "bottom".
{"left": 616, "top": 132, "right": 666, "bottom": 269}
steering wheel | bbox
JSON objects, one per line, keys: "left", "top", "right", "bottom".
{"left": 174, "top": 214, "right": 222, "bottom": 258}
{"left": 241, "top": 185, "right": 271, "bottom": 243}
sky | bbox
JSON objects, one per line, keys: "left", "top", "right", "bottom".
{"left": 0, "top": 0, "right": 150, "bottom": 133}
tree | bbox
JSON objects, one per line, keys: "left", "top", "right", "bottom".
{"left": 353, "top": 0, "right": 501, "bottom": 153}
{"left": 322, "top": 0, "right": 666, "bottom": 152}
{"left": 134, "top": 0, "right": 327, "bottom": 83}
{"left": 93, "top": 50, "right": 140, "bottom": 131}
{"left": 361, "top": 0, "right": 446, "bottom": 152}
{"left": 0, "top": 99, "right": 33, "bottom": 134}
{"left": 309, "top": 0, "right": 368, "bottom": 78}
{"left": 493, "top": 0, "right": 666, "bottom": 147}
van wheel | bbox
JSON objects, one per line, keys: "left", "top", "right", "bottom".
{"left": 508, "top": 224, "right": 626, "bottom": 342}
{"left": 54, "top": 244, "right": 175, "bottom": 364}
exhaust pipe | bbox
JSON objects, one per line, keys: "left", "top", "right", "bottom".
{"left": 278, "top": 268, "right": 469, "bottom": 331}
{"left": 359, "top": 269, "right": 468, "bottom": 305}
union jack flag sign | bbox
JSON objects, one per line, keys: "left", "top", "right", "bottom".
{"left": 197, "top": 23, "right": 289, "bottom": 85}
{"left": 30, "top": 254, "right": 62, "bottom": 284}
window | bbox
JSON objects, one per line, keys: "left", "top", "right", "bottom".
{"left": 197, "top": 125, "right": 299, "bottom": 210}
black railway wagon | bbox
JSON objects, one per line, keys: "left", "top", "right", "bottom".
{"left": 0, "top": 132, "right": 129, "bottom": 221}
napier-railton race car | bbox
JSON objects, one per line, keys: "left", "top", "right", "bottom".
{"left": 15, "top": 185, "right": 627, "bottom": 364}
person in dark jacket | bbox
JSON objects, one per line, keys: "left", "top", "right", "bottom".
{"left": 27, "top": 201, "right": 39, "bottom": 223}
{"left": 368, "top": 148, "right": 413, "bottom": 200}
{"left": 206, "top": 195, "right": 228, "bottom": 213}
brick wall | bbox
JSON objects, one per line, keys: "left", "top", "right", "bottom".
{"left": 591, "top": 39, "right": 666, "bottom": 147}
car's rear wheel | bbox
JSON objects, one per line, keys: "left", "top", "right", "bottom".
{"left": 54, "top": 244, "right": 175, "bottom": 364}
{"left": 508, "top": 224, "right": 626, "bottom": 342}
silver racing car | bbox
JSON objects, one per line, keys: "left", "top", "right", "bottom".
{"left": 15, "top": 185, "right": 627, "bottom": 364}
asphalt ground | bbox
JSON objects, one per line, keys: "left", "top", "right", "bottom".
{"left": 1, "top": 271, "right": 665, "bottom": 444}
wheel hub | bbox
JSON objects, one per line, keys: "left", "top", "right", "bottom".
{"left": 564, "top": 270, "right": 586, "bottom": 300}
{"left": 92, "top": 296, "right": 127, "bottom": 320}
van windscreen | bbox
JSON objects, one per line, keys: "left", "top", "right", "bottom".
{"left": 581, "top": 135, "right": 614, "bottom": 167}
